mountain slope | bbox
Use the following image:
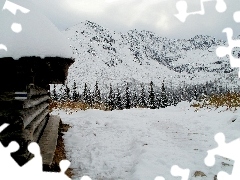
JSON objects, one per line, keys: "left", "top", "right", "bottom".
{"left": 63, "top": 20, "right": 238, "bottom": 92}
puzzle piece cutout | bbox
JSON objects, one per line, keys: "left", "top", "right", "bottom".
{"left": 3, "top": 0, "right": 30, "bottom": 15}
{"left": 175, "top": 0, "right": 227, "bottom": 22}
{"left": 0, "top": 123, "right": 72, "bottom": 180}
{"left": 154, "top": 176, "right": 166, "bottom": 180}
{"left": 2, "top": 0, "right": 30, "bottom": 33}
{"left": 0, "top": 123, "right": 9, "bottom": 132}
{"left": 171, "top": 165, "right": 190, "bottom": 180}
{"left": 215, "top": 28, "right": 240, "bottom": 78}
{"left": 204, "top": 132, "right": 240, "bottom": 180}
{"left": 154, "top": 165, "right": 190, "bottom": 180}
{"left": 0, "top": 44, "right": 8, "bottom": 51}
{"left": 0, "top": 140, "right": 20, "bottom": 177}
{"left": 0, "top": 1, "right": 30, "bottom": 51}
{"left": 233, "top": 11, "right": 240, "bottom": 23}
{"left": 80, "top": 176, "right": 92, "bottom": 180}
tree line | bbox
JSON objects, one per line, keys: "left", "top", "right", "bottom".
{"left": 50, "top": 80, "right": 239, "bottom": 110}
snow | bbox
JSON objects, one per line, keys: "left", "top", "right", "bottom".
{"left": 52, "top": 102, "right": 240, "bottom": 180}
{"left": 0, "top": 0, "right": 73, "bottom": 60}
{"left": 63, "top": 21, "right": 239, "bottom": 92}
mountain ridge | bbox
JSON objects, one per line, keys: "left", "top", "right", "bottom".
{"left": 63, "top": 20, "right": 238, "bottom": 92}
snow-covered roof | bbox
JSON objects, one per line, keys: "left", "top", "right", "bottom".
{"left": 0, "top": 0, "right": 73, "bottom": 60}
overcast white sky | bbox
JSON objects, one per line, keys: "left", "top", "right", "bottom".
{"left": 11, "top": 0, "right": 240, "bottom": 40}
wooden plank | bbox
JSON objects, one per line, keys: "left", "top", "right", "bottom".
{"left": 22, "top": 108, "right": 49, "bottom": 141}
{"left": 33, "top": 116, "right": 48, "bottom": 142}
{"left": 39, "top": 115, "right": 60, "bottom": 166}
{"left": 23, "top": 95, "right": 49, "bottom": 109}
{"left": 21, "top": 102, "right": 48, "bottom": 128}
{"left": 25, "top": 108, "right": 49, "bottom": 132}
{"left": 0, "top": 95, "right": 49, "bottom": 109}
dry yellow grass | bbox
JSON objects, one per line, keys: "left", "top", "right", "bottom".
{"left": 49, "top": 100, "right": 109, "bottom": 113}
{"left": 191, "top": 92, "right": 240, "bottom": 111}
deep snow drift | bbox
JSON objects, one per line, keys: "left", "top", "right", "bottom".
{"left": 52, "top": 102, "right": 240, "bottom": 180}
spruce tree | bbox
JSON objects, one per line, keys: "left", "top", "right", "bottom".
{"left": 167, "top": 91, "right": 173, "bottom": 106}
{"left": 66, "top": 84, "right": 71, "bottom": 100}
{"left": 58, "top": 84, "right": 64, "bottom": 102}
{"left": 72, "top": 81, "right": 79, "bottom": 102}
{"left": 62, "top": 84, "right": 71, "bottom": 102}
{"left": 138, "top": 84, "right": 147, "bottom": 108}
{"left": 193, "top": 85, "right": 199, "bottom": 101}
{"left": 131, "top": 91, "right": 138, "bottom": 108}
{"left": 82, "top": 83, "right": 89, "bottom": 104}
{"left": 88, "top": 91, "right": 93, "bottom": 107}
{"left": 148, "top": 81, "right": 156, "bottom": 109}
{"left": 160, "top": 81, "right": 168, "bottom": 108}
{"left": 93, "top": 81, "right": 101, "bottom": 104}
{"left": 52, "top": 84, "right": 58, "bottom": 101}
{"left": 172, "top": 92, "right": 178, "bottom": 106}
{"left": 123, "top": 83, "right": 131, "bottom": 109}
{"left": 115, "top": 88, "right": 123, "bottom": 110}
{"left": 108, "top": 84, "right": 115, "bottom": 110}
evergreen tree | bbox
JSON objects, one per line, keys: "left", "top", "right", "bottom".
{"left": 52, "top": 84, "right": 58, "bottom": 101}
{"left": 172, "top": 92, "right": 178, "bottom": 106}
{"left": 93, "top": 81, "right": 101, "bottom": 104}
{"left": 82, "top": 83, "right": 91, "bottom": 105}
{"left": 160, "top": 81, "right": 168, "bottom": 108}
{"left": 155, "top": 92, "right": 160, "bottom": 108}
{"left": 138, "top": 84, "right": 147, "bottom": 108}
{"left": 62, "top": 84, "right": 71, "bottom": 102}
{"left": 88, "top": 91, "right": 93, "bottom": 107}
{"left": 72, "top": 81, "right": 79, "bottom": 102}
{"left": 166, "top": 91, "right": 173, "bottom": 106}
{"left": 108, "top": 84, "right": 115, "bottom": 110}
{"left": 115, "top": 88, "right": 123, "bottom": 110}
{"left": 131, "top": 91, "right": 138, "bottom": 108}
{"left": 58, "top": 84, "right": 64, "bottom": 101}
{"left": 148, "top": 81, "right": 156, "bottom": 109}
{"left": 193, "top": 85, "right": 199, "bottom": 101}
{"left": 66, "top": 84, "right": 71, "bottom": 100}
{"left": 123, "top": 83, "right": 131, "bottom": 109}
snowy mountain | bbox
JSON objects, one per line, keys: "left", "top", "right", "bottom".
{"left": 63, "top": 20, "right": 238, "bottom": 92}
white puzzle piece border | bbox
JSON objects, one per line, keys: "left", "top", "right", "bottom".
{"left": 205, "top": 132, "right": 240, "bottom": 180}
{"left": 175, "top": 0, "right": 226, "bottom": 22}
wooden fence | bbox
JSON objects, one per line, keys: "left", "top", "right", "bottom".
{"left": 0, "top": 84, "right": 60, "bottom": 168}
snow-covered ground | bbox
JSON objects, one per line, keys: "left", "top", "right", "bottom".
{"left": 52, "top": 102, "right": 240, "bottom": 180}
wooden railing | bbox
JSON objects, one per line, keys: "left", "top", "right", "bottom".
{"left": 0, "top": 84, "right": 59, "bottom": 167}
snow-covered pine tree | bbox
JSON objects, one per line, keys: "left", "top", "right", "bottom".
{"left": 193, "top": 85, "right": 199, "bottom": 101}
{"left": 66, "top": 84, "right": 71, "bottom": 101}
{"left": 82, "top": 83, "right": 91, "bottom": 106}
{"left": 108, "top": 84, "right": 115, "bottom": 111}
{"left": 62, "top": 84, "right": 71, "bottom": 102}
{"left": 93, "top": 81, "right": 101, "bottom": 104}
{"left": 166, "top": 90, "right": 173, "bottom": 106}
{"left": 131, "top": 91, "right": 138, "bottom": 108}
{"left": 172, "top": 92, "right": 178, "bottom": 106}
{"left": 160, "top": 81, "right": 168, "bottom": 108}
{"left": 58, "top": 84, "right": 64, "bottom": 101}
{"left": 123, "top": 83, "right": 131, "bottom": 109}
{"left": 138, "top": 84, "right": 147, "bottom": 108}
{"left": 148, "top": 81, "right": 156, "bottom": 109}
{"left": 115, "top": 87, "right": 123, "bottom": 110}
{"left": 51, "top": 84, "right": 58, "bottom": 101}
{"left": 72, "top": 80, "right": 79, "bottom": 102}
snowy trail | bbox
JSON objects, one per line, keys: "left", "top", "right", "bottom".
{"left": 53, "top": 102, "right": 240, "bottom": 180}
